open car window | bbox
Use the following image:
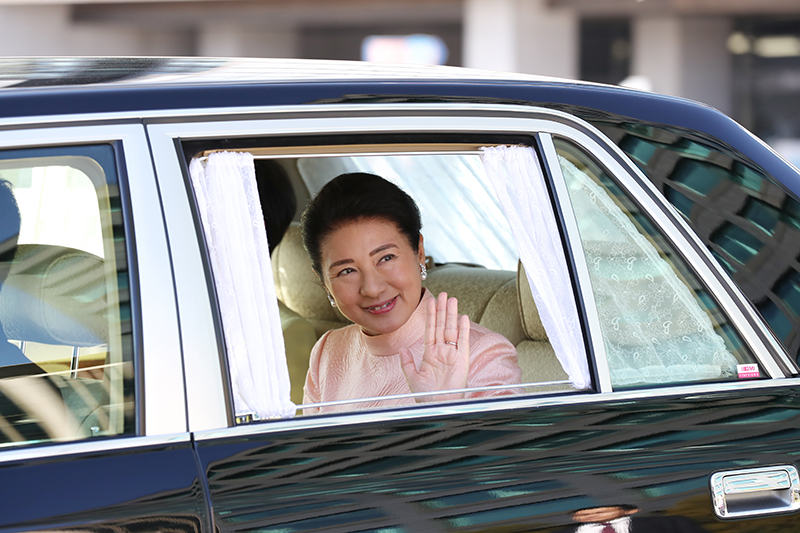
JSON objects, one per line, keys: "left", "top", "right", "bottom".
{"left": 188, "top": 143, "right": 588, "bottom": 421}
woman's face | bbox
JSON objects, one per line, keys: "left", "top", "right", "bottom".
{"left": 321, "top": 218, "right": 425, "bottom": 336}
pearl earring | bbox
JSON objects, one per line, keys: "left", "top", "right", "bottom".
{"left": 420, "top": 262, "right": 427, "bottom": 281}
{"left": 327, "top": 293, "right": 337, "bottom": 307}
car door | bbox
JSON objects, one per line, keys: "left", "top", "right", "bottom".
{"left": 0, "top": 124, "right": 208, "bottom": 533}
{"left": 150, "top": 104, "right": 800, "bottom": 533}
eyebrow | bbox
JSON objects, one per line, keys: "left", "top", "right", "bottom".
{"left": 327, "top": 243, "right": 399, "bottom": 272}
{"left": 369, "top": 243, "right": 398, "bottom": 257}
{"left": 328, "top": 258, "right": 353, "bottom": 271}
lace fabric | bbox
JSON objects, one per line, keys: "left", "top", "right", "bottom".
{"left": 189, "top": 152, "right": 295, "bottom": 419}
{"left": 560, "top": 155, "right": 738, "bottom": 387}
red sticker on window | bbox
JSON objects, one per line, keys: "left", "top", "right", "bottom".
{"left": 738, "top": 364, "right": 760, "bottom": 379}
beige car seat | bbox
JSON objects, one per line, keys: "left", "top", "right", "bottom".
{"left": 272, "top": 224, "right": 349, "bottom": 402}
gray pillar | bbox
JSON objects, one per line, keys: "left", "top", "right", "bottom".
{"left": 463, "top": 0, "right": 578, "bottom": 78}
{"left": 632, "top": 16, "right": 732, "bottom": 114}
{"left": 0, "top": 5, "right": 141, "bottom": 56}
{"left": 198, "top": 24, "right": 298, "bottom": 58}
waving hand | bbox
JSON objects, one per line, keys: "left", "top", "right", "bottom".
{"left": 399, "top": 292, "right": 470, "bottom": 402}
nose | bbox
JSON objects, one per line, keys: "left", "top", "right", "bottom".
{"left": 359, "top": 266, "right": 385, "bottom": 298}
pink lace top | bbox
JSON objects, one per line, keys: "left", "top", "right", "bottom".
{"left": 303, "top": 289, "right": 521, "bottom": 414}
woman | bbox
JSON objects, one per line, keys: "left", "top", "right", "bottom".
{"left": 300, "top": 172, "right": 521, "bottom": 414}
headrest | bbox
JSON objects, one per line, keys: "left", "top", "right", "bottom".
{"left": 272, "top": 223, "right": 349, "bottom": 325}
{"left": 0, "top": 244, "right": 107, "bottom": 346}
{"left": 424, "top": 262, "right": 514, "bottom": 324}
{"left": 517, "top": 262, "right": 547, "bottom": 342}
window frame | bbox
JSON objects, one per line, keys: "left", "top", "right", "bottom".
{"left": 146, "top": 104, "right": 793, "bottom": 437}
{"left": 0, "top": 123, "right": 186, "bottom": 458}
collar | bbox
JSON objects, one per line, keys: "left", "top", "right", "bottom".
{"left": 360, "top": 288, "right": 432, "bottom": 356}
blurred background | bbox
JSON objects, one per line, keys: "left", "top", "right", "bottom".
{"left": 2, "top": 0, "right": 800, "bottom": 163}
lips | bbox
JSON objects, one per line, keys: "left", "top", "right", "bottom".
{"left": 365, "top": 296, "right": 397, "bottom": 315}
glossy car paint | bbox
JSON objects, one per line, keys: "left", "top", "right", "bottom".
{"left": 0, "top": 58, "right": 798, "bottom": 532}
{"left": 195, "top": 385, "right": 800, "bottom": 532}
{"left": 0, "top": 436, "right": 207, "bottom": 533}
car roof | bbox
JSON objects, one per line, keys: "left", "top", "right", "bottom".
{"left": 0, "top": 57, "right": 600, "bottom": 89}
{"left": 0, "top": 57, "right": 797, "bottom": 199}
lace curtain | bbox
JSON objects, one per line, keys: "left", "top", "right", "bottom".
{"left": 481, "top": 146, "right": 591, "bottom": 390}
{"left": 560, "top": 155, "right": 738, "bottom": 386}
{"left": 189, "top": 152, "right": 295, "bottom": 419}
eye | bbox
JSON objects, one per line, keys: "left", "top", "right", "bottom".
{"left": 335, "top": 267, "right": 355, "bottom": 277}
{"left": 379, "top": 254, "right": 395, "bottom": 263}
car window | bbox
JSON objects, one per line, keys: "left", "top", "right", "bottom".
{"left": 592, "top": 119, "right": 800, "bottom": 367}
{"left": 188, "top": 145, "right": 585, "bottom": 420}
{"left": 555, "top": 138, "right": 758, "bottom": 389}
{"left": 0, "top": 145, "right": 135, "bottom": 446}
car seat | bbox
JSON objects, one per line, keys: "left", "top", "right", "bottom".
{"left": 0, "top": 244, "right": 110, "bottom": 440}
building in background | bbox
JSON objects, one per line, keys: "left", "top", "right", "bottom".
{"left": 1, "top": 0, "right": 800, "bottom": 161}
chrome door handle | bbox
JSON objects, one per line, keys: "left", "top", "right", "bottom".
{"left": 710, "top": 465, "right": 800, "bottom": 519}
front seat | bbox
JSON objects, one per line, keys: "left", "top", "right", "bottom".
{"left": 0, "top": 244, "right": 110, "bottom": 439}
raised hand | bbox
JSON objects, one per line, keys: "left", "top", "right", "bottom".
{"left": 399, "top": 292, "right": 470, "bottom": 402}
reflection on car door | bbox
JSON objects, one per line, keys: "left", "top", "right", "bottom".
{"left": 195, "top": 388, "right": 800, "bottom": 532}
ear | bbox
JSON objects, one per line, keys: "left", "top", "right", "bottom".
{"left": 417, "top": 234, "right": 425, "bottom": 263}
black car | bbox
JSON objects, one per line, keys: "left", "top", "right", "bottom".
{"left": 0, "top": 57, "right": 799, "bottom": 533}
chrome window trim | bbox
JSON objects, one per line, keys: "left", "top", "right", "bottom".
{"left": 196, "top": 377, "right": 800, "bottom": 441}
{"left": 147, "top": 130, "right": 229, "bottom": 433}
{"left": 0, "top": 125, "right": 187, "bottom": 437}
{"left": 147, "top": 103, "right": 787, "bottom": 431}
{"left": 537, "top": 132, "right": 612, "bottom": 393}
{"left": 0, "top": 433, "right": 190, "bottom": 465}
{"left": 297, "top": 380, "right": 573, "bottom": 410}
{"left": 0, "top": 102, "right": 569, "bottom": 128}
{"left": 118, "top": 127, "right": 188, "bottom": 436}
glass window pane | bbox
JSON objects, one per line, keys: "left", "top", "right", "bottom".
{"left": 740, "top": 197, "right": 779, "bottom": 235}
{"left": 0, "top": 146, "right": 135, "bottom": 446}
{"left": 555, "top": 138, "right": 757, "bottom": 389}
{"left": 711, "top": 223, "right": 765, "bottom": 264}
{"left": 592, "top": 118, "right": 800, "bottom": 362}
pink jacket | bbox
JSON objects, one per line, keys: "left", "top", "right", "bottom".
{"left": 303, "top": 289, "right": 521, "bottom": 414}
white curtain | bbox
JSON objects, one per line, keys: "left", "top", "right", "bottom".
{"left": 189, "top": 152, "right": 295, "bottom": 419}
{"left": 481, "top": 146, "right": 591, "bottom": 390}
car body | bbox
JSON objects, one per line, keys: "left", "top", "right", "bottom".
{"left": 0, "top": 57, "right": 799, "bottom": 533}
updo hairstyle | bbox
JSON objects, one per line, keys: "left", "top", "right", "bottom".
{"left": 300, "top": 172, "right": 422, "bottom": 277}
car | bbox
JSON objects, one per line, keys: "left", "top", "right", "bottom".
{"left": 0, "top": 56, "right": 799, "bottom": 533}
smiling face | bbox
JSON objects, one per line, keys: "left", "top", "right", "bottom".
{"left": 321, "top": 218, "right": 425, "bottom": 336}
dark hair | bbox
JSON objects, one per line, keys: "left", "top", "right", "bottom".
{"left": 0, "top": 179, "right": 20, "bottom": 284}
{"left": 255, "top": 159, "right": 297, "bottom": 255}
{"left": 300, "top": 172, "right": 422, "bottom": 276}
